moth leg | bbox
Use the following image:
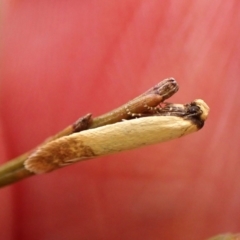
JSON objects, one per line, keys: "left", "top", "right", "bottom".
{"left": 124, "top": 105, "right": 144, "bottom": 118}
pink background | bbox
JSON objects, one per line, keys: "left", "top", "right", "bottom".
{"left": 1, "top": 1, "right": 240, "bottom": 239}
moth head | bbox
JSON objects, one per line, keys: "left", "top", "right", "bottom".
{"left": 193, "top": 99, "right": 210, "bottom": 121}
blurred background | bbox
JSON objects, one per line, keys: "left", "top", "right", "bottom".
{"left": 1, "top": 1, "right": 240, "bottom": 239}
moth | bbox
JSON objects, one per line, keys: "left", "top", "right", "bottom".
{"left": 24, "top": 99, "right": 209, "bottom": 174}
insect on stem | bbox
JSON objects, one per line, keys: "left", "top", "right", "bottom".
{"left": 0, "top": 77, "right": 182, "bottom": 187}
{"left": 24, "top": 99, "right": 209, "bottom": 174}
